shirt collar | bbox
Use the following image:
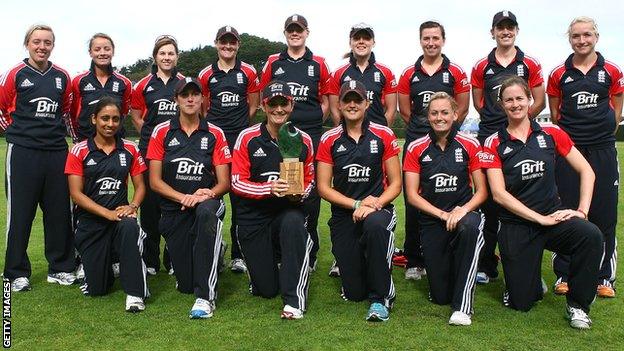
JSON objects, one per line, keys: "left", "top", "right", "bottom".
{"left": 212, "top": 58, "right": 242, "bottom": 73}
{"left": 349, "top": 52, "right": 376, "bottom": 66}
{"left": 427, "top": 123, "right": 458, "bottom": 144}
{"left": 414, "top": 54, "right": 450, "bottom": 73}
{"left": 280, "top": 47, "right": 313, "bottom": 61}
{"left": 86, "top": 135, "right": 125, "bottom": 152}
{"left": 90, "top": 60, "right": 113, "bottom": 75}
{"left": 564, "top": 51, "right": 605, "bottom": 71}
{"left": 487, "top": 46, "right": 525, "bottom": 66}
{"left": 169, "top": 115, "right": 209, "bottom": 132}
{"left": 499, "top": 119, "right": 542, "bottom": 141}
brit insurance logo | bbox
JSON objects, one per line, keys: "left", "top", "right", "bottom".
{"left": 95, "top": 177, "right": 122, "bottom": 195}
{"left": 171, "top": 157, "right": 205, "bottom": 181}
{"left": 430, "top": 173, "right": 458, "bottom": 193}
{"left": 217, "top": 91, "right": 240, "bottom": 107}
{"left": 287, "top": 82, "right": 310, "bottom": 102}
{"left": 514, "top": 159, "right": 545, "bottom": 180}
{"left": 154, "top": 98, "right": 178, "bottom": 116}
{"left": 29, "top": 97, "right": 58, "bottom": 118}
{"left": 571, "top": 91, "right": 598, "bottom": 110}
{"left": 342, "top": 163, "right": 371, "bottom": 183}
{"left": 418, "top": 90, "right": 435, "bottom": 107}
{"left": 260, "top": 171, "right": 280, "bottom": 182}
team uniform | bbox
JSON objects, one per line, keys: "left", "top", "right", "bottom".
{"left": 65, "top": 137, "right": 148, "bottom": 297}
{"left": 131, "top": 66, "right": 184, "bottom": 271}
{"left": 547, "top": 52, "right": 624, "bottom": 288}
{"left": 471, "top": 47, "right": 543, "bottom": 278}
{"left": 481, "top": 121, "right": 602, "bottom": 312}
{"left": 328, "top": 53, "right": 397, "bottom": 126}
{"left": 403, "top": 127, "right": 484, "bottom": 315}
{"left": 396, "top": 55, "right": 470, "bottom": 270}
{"left": 231, "top": 122, "right": 314, "bottom": 311}
{"left": 71, "top": 62, "right": 132, "bottom": 141}
{"left": 147, "top": 117, "right": 229, "bottom": 301}
{"left": 198, "top": 59, "right": 259, "bottom": 261}
{"left": 0, "top": 59, "right": 76, "bottom": 281}
{"left": 259, "top": 47, "right": 331, "bottom": 268}
{"left": 316, "top": 120, "right": 399, "bottom": 308}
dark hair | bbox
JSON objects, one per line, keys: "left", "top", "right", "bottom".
{"left": 92, "top": 96, "right": 121, "bottom": 117}
{"left": 498, "top": 76, "right": 531, "bottom": 101}
{"left": 88, "top": 33, "right": 115, "bottom": 52}
{"left": 419, "top": 21, "right": 445, "bottom": 39}
{"left": 152, "top": 35, "right": 179, "bottom": 58}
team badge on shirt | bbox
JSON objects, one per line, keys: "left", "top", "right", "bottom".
{"left": 442, "top": 72, "right": 449, "bottom": 84}
{"left": 536, "top": 135, "right": 547, "bottom": 148}
{"left": 374, "top": 72, "right": 381, "bottom": 83}
{"left": 237, "top": 73, "right": 244, "bottom": 84}
{"left": 370, "top": 140, "right": 378, "bottom": 153}
{"left": 517, "top": 65, "right": 525, "bottom": 77}
{"left": 119, "top": 153, "right": 127, "bottom": 167}
{"left": 201, "top": 137, "right": 208, "bottom": 150}
{"left": 308, "top": 65, "right": 315, "bottom": 77}
{"left": 112, "top": 81, "right": 120, "bottom": 93}
{"left": 598, "top": 70, "right": 606, "bottom": 83}
{"left": 454, "top": 148, "right": 463, "bottom": 162}
{"left": 55, "top": 77, "right": 63, "bottom": 89}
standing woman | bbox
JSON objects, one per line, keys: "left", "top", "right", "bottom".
{"left": 547, "top": 17, "right": 623, "bottom": 297}
{"left": 0, "top": 24, "right": 77, "bottom": 291}
{"left": 198, "top": 25, "right": 260, "bottom": 274}
{"left": 259, "top": 14, "right": 332, "bottom": 271}
{"left": 71, "top": 33, "right": 132, "bottom": 142}
{"left": 481, "top": 76, "right": 602, "bottom": 329}
{"left": 471, "top": 11, "right": 545, "bottom": 284}
{"left": 328, "top": 23, "right": 397, "bottom": 127}
{"left": 403, "top": 92, "right": 486, "bottom": 326}
{"left": 65, "top": 97, "right": 148, "bottom": 312}
{"left": 147, "top": 78, "right": 231, "bottom": 319}
{"left": 396, "top": 21, "right": 470, "bottom": 281}
{"left": 130, "top": 35, "right": 184, "bottom": 275}
{"left": 317, "top": 80, "right": 401, "bottom": 322}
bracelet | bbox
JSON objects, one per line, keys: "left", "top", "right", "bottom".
{"left": 129, "top": 203, "right": 139, "bottom": 210}
{"left": 576, "top": 208, "right": 587, "bottom": 220}
{"left": 353, "top": 200, "right": 361, "bottom": 209}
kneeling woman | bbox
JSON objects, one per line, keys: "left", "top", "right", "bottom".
{"left": 317, "top": 80, "right": 402, "bottom": 322}
{"left": 65, "top": 96, "right": 148, "bottom": 312}
{"left": 403, "top": 92, "right": 486, "bottom": 326}
{"left": 481, "top": 76, "right": 603, "bottom": 329}
{"left": 147, "top": 78, "right": 231, "bottom": 319}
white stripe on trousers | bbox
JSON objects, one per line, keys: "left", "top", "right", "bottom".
{"left": 459, "top": 213, "right": 485, "bottom": 315}
{"left": 207, "top": 199, "right": 226, "bottom": 301}
{"left": 296, "top": 236, "right": 313, "bottom": 311}
{"left": 5, "top": 143, "right": 13, "bottom": 248}
{"left": 384, "top": 209, "right": 397, "bottom": 307}
{"left": 136, "top": 225, "right": 149, "bottom": 298}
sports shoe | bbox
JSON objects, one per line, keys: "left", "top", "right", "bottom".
{"left": 502, "top": 290, "right": 510, "bottom": 308}
{"left": 230, "top": 258, "right": 247, "bottom": 273}
{"left": 125, "top": 295, "right": 145, "bottom": 313}
{"left": 366, "top": 302, "right": 390, "bottom": 322}
{"left": 567, "top": 305, "right": 591, "bottom": 330}
{"left": 597, "top": 282, "right": 615, "bottom": 298}
{"left": 112, "top": 263, "right": 120, "bottom": 278}
{"left": 168, "top": 268, "right": 175, "bottom": 275}
{"left": 391, "top": 248, "right": 407, "bottom": 267}
{"left": 281, "top": 304, "right": 304, "bottom": 320}
{"left": 449, "top": 311, "right": 472, "bottom": 326}
{"left": 11, "top": 277, "right": 31, "bottom": 292}
{"left": 328, "top": 261, "right": 340, "bottom": 277}
{"left": 75, "top": 263, "right": 85, "bottom": 282}
{"left": 189, "top": 298, "right": 215, "bottom": 319}
{"left": 476, "top": 272, "right": 490, "bottom": 284}
{"left": 405, "top": 267, "right": 426, "bottom": 280}
{"left": 554, "top": 278, "right": 569, "bottom": 295}
{"left": 146, "top": 267, "right": 157, "bottom": 276}
{"left": 47, "top": 272, "right": 76, "bottom": 285}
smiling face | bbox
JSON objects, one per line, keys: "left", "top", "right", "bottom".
{"left": 216, "top": 34, "right": 240, "bottom": 61}
{"left": 264, "top": 96, "right": 293, "bottom": 128}
{"left": 420, "top": 27, "right": 445, "bottom": 59}
{"left": 427, "top": 97, "right": 457, "bottom": 134}
{"left": 339, "top": 92, "right": 369, "bottom": 123}
{"left": 92, "top": 104, "right": 121, "bottom": 139}
{"left": 89, "top": 37, "right": 114, "bottom": 68}
{"left": 350, "top": 32, "right": 374, "bottom": 59}
{"left": 154, "top": 43, "right": 178, "bottom": 73}
{"left": 491, "top": 20, "right": 518, "bottom": 49}
{"left": 569, "top": 21, "right": 598, "bottom": 56}
{"left": 500, "top": 83, "right": 530, "bottom": 123}
{"left": 26, "top": 29, "right": 54, "bottom": 66}
{"left": 284, "top": 24, "right": 309, "bottom": 50}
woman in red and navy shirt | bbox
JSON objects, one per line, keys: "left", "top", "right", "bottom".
{"left": 547, "top": 17, "right": 624, "bottom": 298}
{"left": 147, "top": 78, "right": 231, "bottom": 319}
{"left": 481, "top": 76, "right": 602, "bottom": 330}
{"left": 65, "top": 96, "right": 148, "bottom": 312}
{"left": 403, "top": 92, "right": 486, "bottom": 326}
{"left": 317, "top": 80, "right": 401, "bottom": 322}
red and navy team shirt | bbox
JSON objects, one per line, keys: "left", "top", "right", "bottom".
{"left": 146, "top": 116, "right": 231, "bottom": 213}
{"left": 198, "top": 59, "right": 260, "bottom": 136}
{"left": 480, "top": 120, "right": 573, "bottom": 224}
{"left": 471, "top": 47, "right": 543, "bottom": 141}
{"left": 231, "top": 122, "right": 314, "bottom": 225}
{"left": 65, "top": 136, "right": 146, "bottom": 219}
{"left": 259, "top": 47, "right": 331, "bottom": 145}
{"left": 547, "top": 52, "right": 624, "bottom": 147}
{"left": 71, "top": 62, "right": 132, "bottom": 141}
{"left": 0, "top": 59, "right": 74, "bottom": 150}
{"left": 131, "top": 65, "right": 185, "bottom": 152}
{"left": 328, "top": 53, "right": 397, "bottom": 126}
{"left": 317, "top": 119, "right": 400, "bottom": 215}
{"left": 403, "top": 127, "right": 482, "bottom": 224}
{"left": 398, "top": 55, "right": 470, "bottom": 141}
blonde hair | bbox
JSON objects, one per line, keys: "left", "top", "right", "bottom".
{"left": 426, "top": 92, "right": 458, "bottom": 113}
{"left": 23, "top": 24, "right": 54, "bottom": 46}
{"left": 567, "top": 16, "right": 599, "bottom": 38}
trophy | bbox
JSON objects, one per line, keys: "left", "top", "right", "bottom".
{"left": 278, "top": 121, "right": 305, "bottom": 195}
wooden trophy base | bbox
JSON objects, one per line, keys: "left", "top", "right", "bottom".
{"left": 280, "top": 158, "right": 304, "bottom": 195}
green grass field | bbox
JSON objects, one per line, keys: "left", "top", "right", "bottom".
{"left": 1, "top": 140, "right": 623, "bottom": 350}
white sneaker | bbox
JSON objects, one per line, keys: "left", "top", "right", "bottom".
{"left": 112, "top": 263, "right": 120, "bottom": 278}
{"left": 476, "top": 272, "right": 490, "bottom": 284}
{"left": 328, "top": 261, "right": 340, "bottom": 277}
{"left": 11, "top": 277, "right": 31, "bottom": 292}
{"left": 567, "top": 306, "right": 591, "bottom": 330}
{"left": 189, "top": 298, "right": 215, "bottom": 319}
{"left": 449, "top": 311, "right": 472, "bottom": 326}
{"left": 280, "top": 304, "right": 304, "bottom": 320}
{"left": 125, "top": 295, "right": 145, "bottom": 313}
{"left": 146, "top": 267, "right": 157, "bottom": 276}
{"left": 75, "top": 264, "right": 85, "bottom": 281}
{"left": 230, "top": 258, "right": 247, "bottom": 273}
{"left": 405, "top": 267, "right": 426, "bottom": 280}
{"left": 168, "top": 268, "right": 175, "bottom": 275}
{"left": 47, "top": 272, "right": 76, "bottom": 285}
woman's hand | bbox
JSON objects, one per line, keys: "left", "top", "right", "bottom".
{"left": 115, "top": 205, "right": 137, "bottom": 218}
{"left": 361, "top": 195, "right": 381, "bottom": 210}
{"left": 104, "top": 209, "right": 121, "bottom": 222}
{"left": 538, "top": 214, "right": 559, "bottom": 226}
{"left": 194, "top": 188, "right": 216, "bottom": 199}
{"left": 549, "top": 209, "right": 585, "bottom": 222}
{"left": 271, "top": 179, "right": 290, "bottom": 198}
{"left": 352, "top": 206, "right": 375, "bottom": 223}
{"left": 445, "top": 206, "right": 468, "bottom": 231}
{"left": 179, "top": 194, "right": 209, "bottom": 210}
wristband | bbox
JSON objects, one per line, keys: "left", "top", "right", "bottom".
{"left": 353, "top": 200, "right": 361, "bottom": 209}
{"left": 576, "top": 208, "right": 587, "bottom": 220}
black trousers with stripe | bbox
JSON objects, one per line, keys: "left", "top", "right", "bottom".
{"left": 3, "top": 144, "right": 75, "bottom": 279}
{"left": 401, "top": 141, "right": 424, "bottom": 268}
{"left": 75, "top": 216, "right": 148, "bottom": 297}
{"left": 329, "top": 207, "right": 396, "bottom": 308}
{"left": 224, "top": 132, "right": 243, "bottom": 260}
{"left": 237, "top": 208, "right": 312, "bottom": 310}
{"left": 420, "top": 212, "right": 484, "bottom": 314}
{"left": 477, "top": 135, "right": 500, "bottom": 278}
{"left": 553, "top": 145, "right": 618, "bottom": 285}
{"left": 159, "top": 199, "right": 224, "bottom": 301}
{"left": 499, "top": 218, "right": 602, "bottom": 312}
